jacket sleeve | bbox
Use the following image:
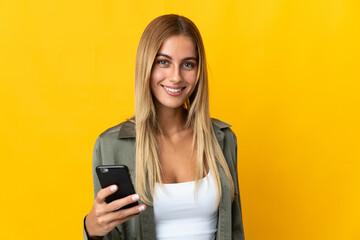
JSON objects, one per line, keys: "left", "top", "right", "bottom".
{"left": 83, "top": 136, "right": 123, "bottom": 240}
{"left": 229, "top": 131, "right": 245, "bottom": 240}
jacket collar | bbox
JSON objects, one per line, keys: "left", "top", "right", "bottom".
{"left": 211, "top": 118, "right": 231, "bottom": 150}
{"left": 117, "top": 120, "right": 136, "bottom": 139}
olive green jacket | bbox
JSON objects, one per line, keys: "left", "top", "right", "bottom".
{"left": 84, "top": 118, "right": 245, "bottom": 240}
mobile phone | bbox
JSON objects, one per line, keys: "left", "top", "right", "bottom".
{"left": 96, "top": 165, "right": 139, "bottom": 209}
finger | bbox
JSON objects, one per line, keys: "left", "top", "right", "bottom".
{"left": 106, "top": 194, "right": 140, "bottom": 212}
{"left": 108, "top": 214, "right": 138, "bottom": 229}
{"left": 106, "top": 204, "right": 146, "bottom": 223}
{"left": 96, "top": 185, "right": 118, "bottom": 204}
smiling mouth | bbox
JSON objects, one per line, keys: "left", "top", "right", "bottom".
{"left": 162, "top": 85, "right": 185, "bottom": 93}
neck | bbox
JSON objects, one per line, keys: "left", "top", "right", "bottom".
{"left": 156, "top": 106, "right": 188, "bottom": 136}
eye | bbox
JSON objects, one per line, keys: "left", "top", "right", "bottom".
{"left": 157, "top": 60, "right": 169, "bottom": 66}
{"left": 183, "top": 62, "right": 194, "bottom": 69}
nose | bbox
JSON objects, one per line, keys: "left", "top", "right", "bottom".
{"left": 169, "top": 65, "right": 181, "bottom": 82}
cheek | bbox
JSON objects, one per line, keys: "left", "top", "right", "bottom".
{"left": 151, "top": 68, "right": 166, "bottom": 83}
{"left": 184, "top": 71, "right": 197, "bottom": 85}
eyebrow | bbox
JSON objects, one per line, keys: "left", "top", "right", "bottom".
{"left": 156, "top": 53, "right": 198, "bottom": 62}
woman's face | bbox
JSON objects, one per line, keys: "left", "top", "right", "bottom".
{"left": 150, "top": 35, "right": 198, "bottom": 112}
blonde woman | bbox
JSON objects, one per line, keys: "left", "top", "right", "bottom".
{"left": 84, "top": 14, "right": 245, "bottom": 240}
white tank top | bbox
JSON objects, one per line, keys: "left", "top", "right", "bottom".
{"left": 153, "top": 172, "right": 219, "bottom": 240}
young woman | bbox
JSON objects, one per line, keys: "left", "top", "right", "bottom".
{"left": 84, "top": 14, "right": 245, "bottom": 240}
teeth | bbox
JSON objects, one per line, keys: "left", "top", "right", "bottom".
{"left": 163, "top": 86, "right": 182, "bottom": 93}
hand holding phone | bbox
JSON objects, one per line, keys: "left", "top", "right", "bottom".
{"left": 85, "top": 165, "right": 146, "bottom": 238}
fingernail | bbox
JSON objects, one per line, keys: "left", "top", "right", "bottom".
{"left": 132, "top": 194, "right": 139, "bottom": 201}
{"left": 138, "top": 205, "right": 145, "bottom": 211}
{"left": 110, "top": 185, "right": 117, "bottom": 192}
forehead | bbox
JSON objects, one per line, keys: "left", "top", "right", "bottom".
{"left": 157, "top": 35, "right": 197, "bottom": 58}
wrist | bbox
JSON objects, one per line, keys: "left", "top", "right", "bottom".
{"left": 84, "top": 215, "right": 103, "bottom": 240}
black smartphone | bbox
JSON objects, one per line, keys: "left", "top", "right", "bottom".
{"left": 96, "top": 165, "right": 139, "bottom": 209}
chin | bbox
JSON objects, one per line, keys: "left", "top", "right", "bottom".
{"left": 157, "top": 101, "right": 186, "bottom": 110}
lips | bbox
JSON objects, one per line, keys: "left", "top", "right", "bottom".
{"left": 161, "top": 85, "right": 185, "bottom": 96}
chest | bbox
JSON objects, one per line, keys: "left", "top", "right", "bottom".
{"left": 157, "top": 132, "right": 198, "bottom": 183}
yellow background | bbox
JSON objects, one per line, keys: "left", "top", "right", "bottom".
{"left": 0, "top": 0, "right": 359, "bottom": 239}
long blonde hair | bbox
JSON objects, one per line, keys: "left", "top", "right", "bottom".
{"left": 135, "top": 14, "right": 234, "bottom": 205}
